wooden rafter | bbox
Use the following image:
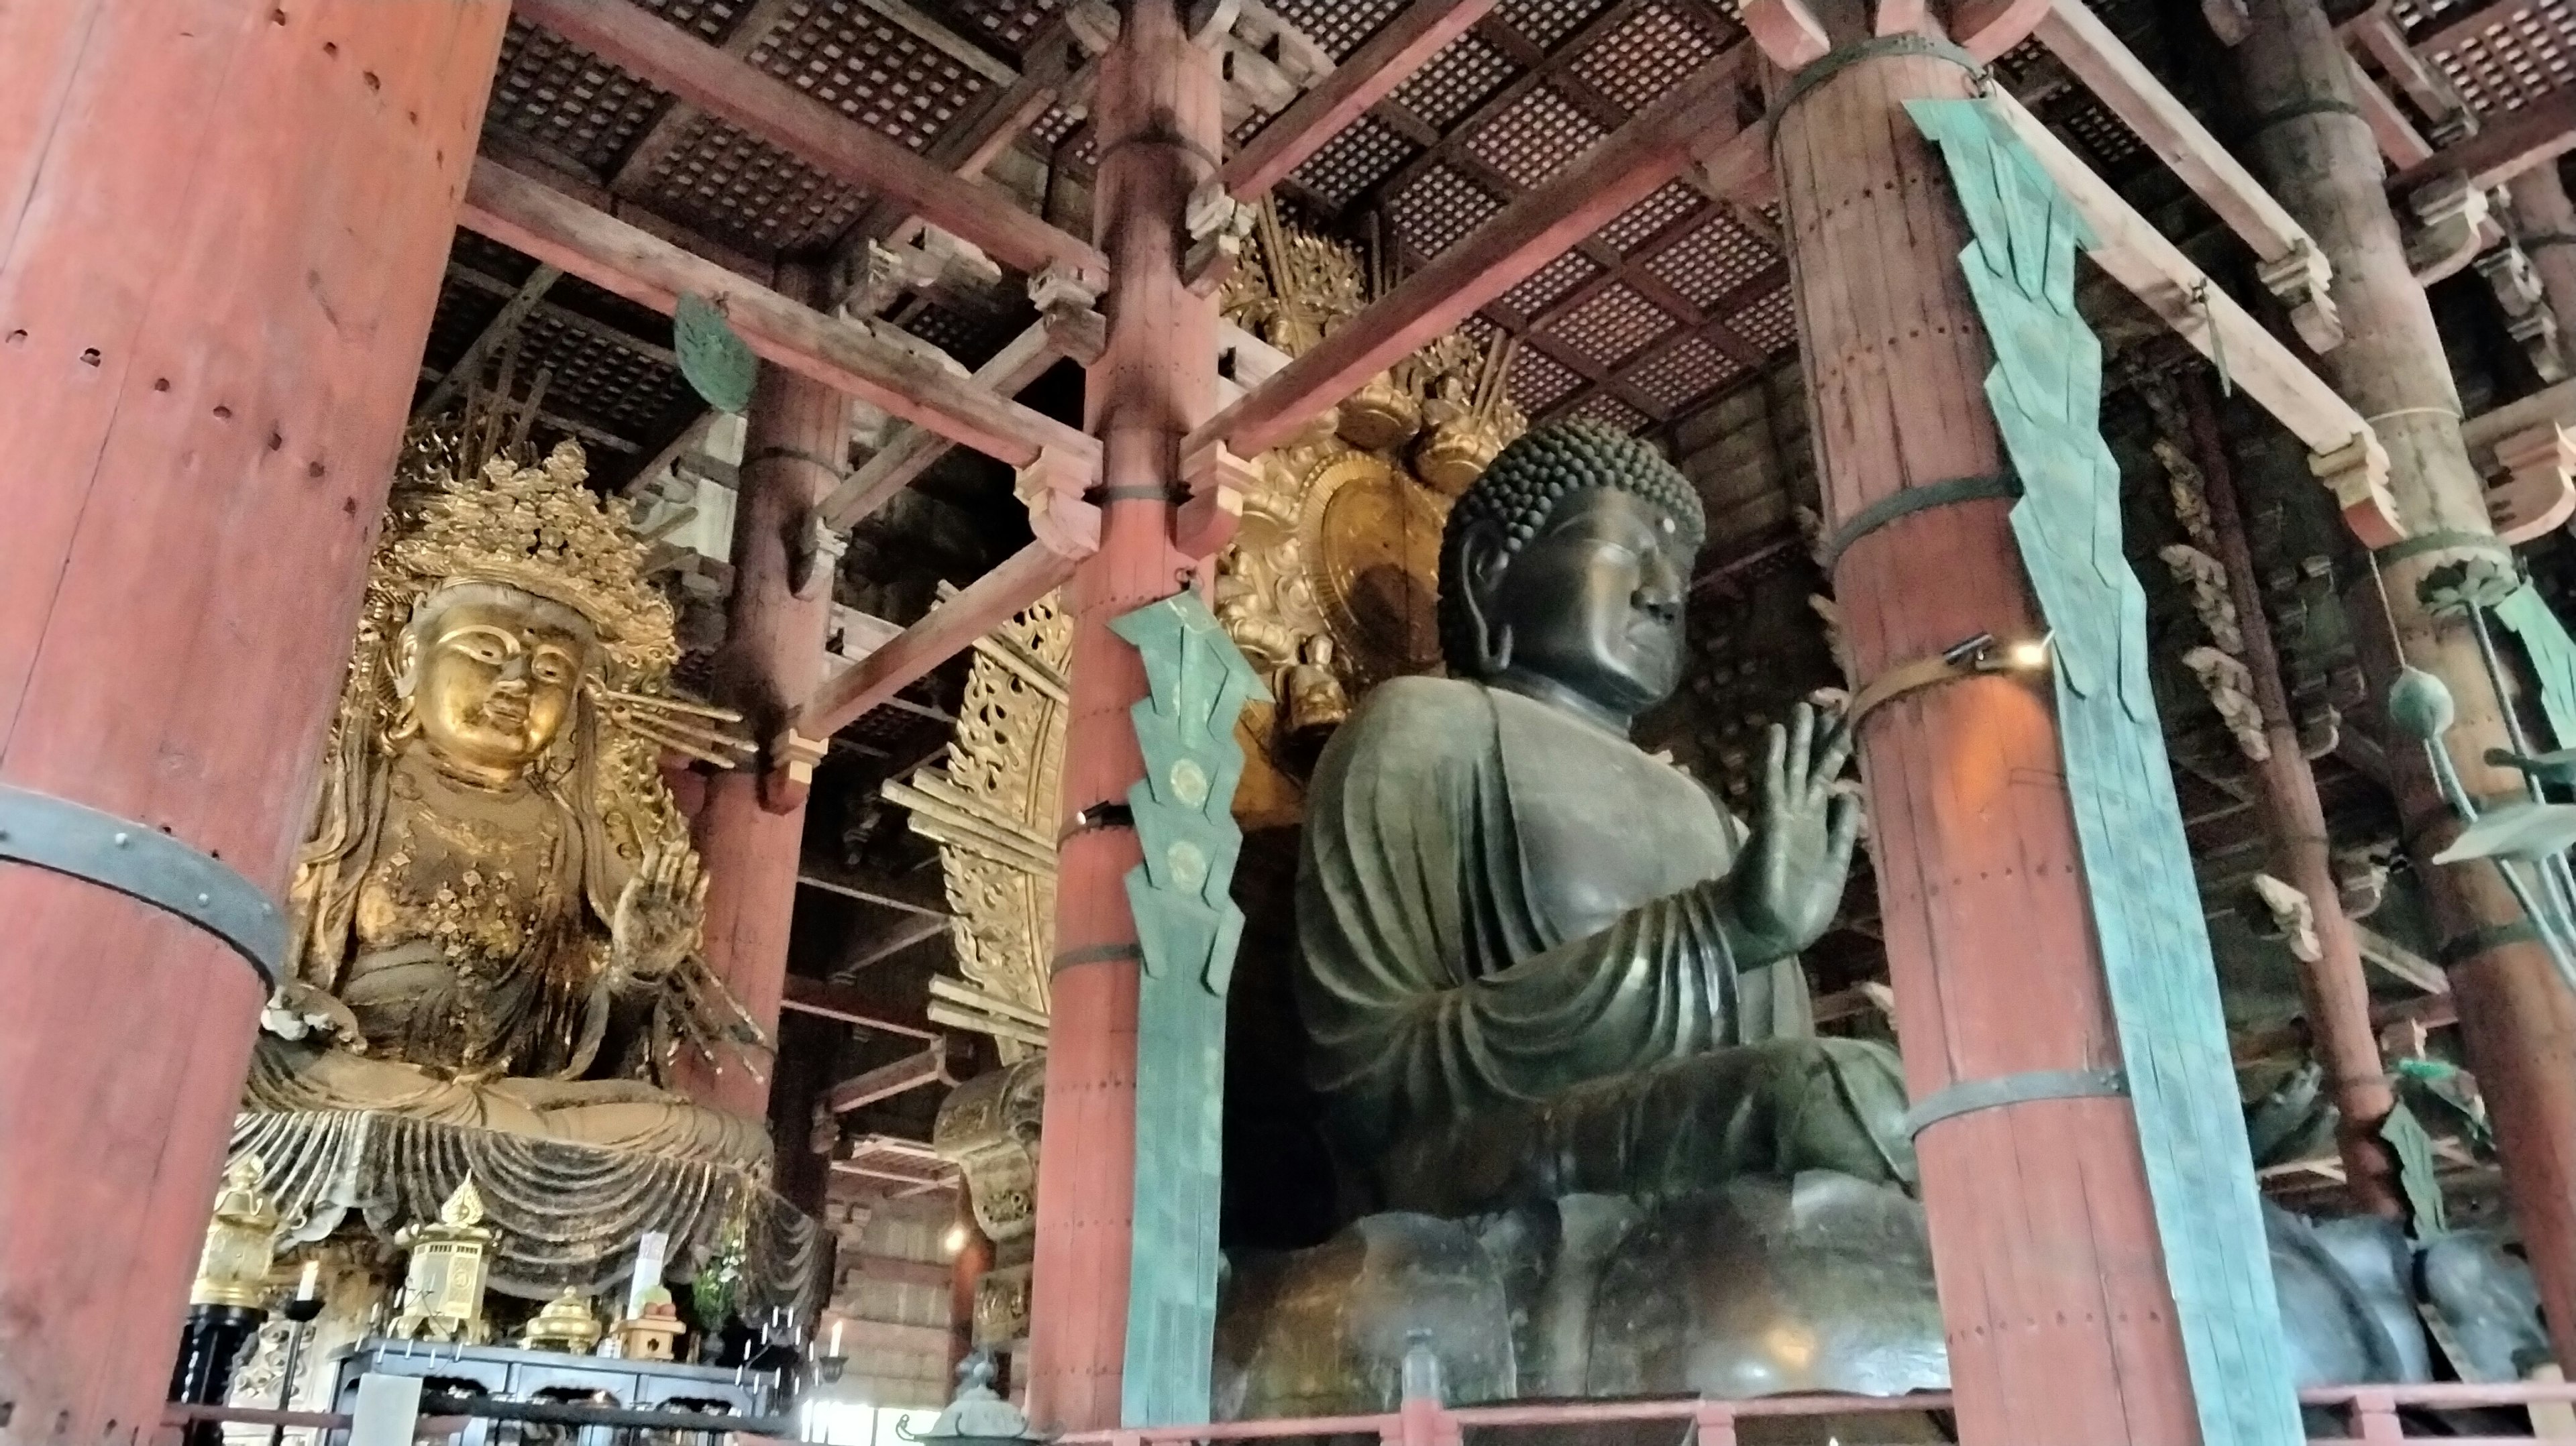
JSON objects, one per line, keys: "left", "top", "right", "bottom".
{"left": 1222, "top": 0, "right": 1502, "bottom": 199}
{"left": 1192, "top": 44, "right": 1757, "bottom": 459}
{"left": 460, "top": 159, "right": 1098, "bottom": 471}
{"left": 820, "top": 1040, "right": 958, "bottom": 1115}
{"left": 820, "top": 311, "right": 1099, "bottom": 529}
{"left": 606, "top": 0, "right": 803, "bottom": 201}
{"left": 792, "top": 539, "right": 1082, "bottom": 740}
{"left": 2392, "top": 82, "right": 2576, "bottom": 192}
{"left": 416, "top": 264, "right": 564, "bottom": 419}
{"left": 443, "top": 261, "right": 678, "bottom": 366}
{"left": 514, "top": 0, "right": 1108, "bottom": 280}
{"left": 781, "top": 975, "right": 938, "bottom": 1039}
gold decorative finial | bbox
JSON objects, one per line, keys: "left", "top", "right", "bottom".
{"left": 191, "top": 1155, "right": 284, "bottom": 1309}
{"left": 437, "top": 1176, "right": 487, "bottom": 1228}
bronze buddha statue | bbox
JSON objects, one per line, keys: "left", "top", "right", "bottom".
{"left": 1295, "top": 421, "right": 1913, "bottom": 1214}
{"left": 249, "top": 435, "right": 766, "bottom": 1168}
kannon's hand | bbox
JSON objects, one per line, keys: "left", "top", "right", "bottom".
{"left": 612, "top": 840, "right": 708, "bottom": 982}
{"left": 1732, "top": 702, "right": 1862, "bottom": 960}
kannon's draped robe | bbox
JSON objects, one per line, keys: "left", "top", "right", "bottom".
{"left": 1296, "top": 677, "right": 1912, "bottom": 1215}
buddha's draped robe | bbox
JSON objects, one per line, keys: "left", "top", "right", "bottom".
{"left": 1296, "top": 677, "right": 1911, "bottom": 1215}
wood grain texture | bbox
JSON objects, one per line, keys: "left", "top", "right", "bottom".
{"left": 2236, "top": 0, "right": 2576, "bottom": 1368}
{"left": 682, "top": 333, "right": 854, "bottom": 1122}
{"left": 1026, "top": 0, "right": 1220, "bottom": 1431}
{"left": 0, "top": 0, "right": 510, "bottom": 1435}
{"left": 1774, "top": 50, "right": 2201, "bottom": 1446}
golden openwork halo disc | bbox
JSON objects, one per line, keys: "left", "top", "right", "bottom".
{"left": 1299, "top": 451, "right": 1450, "bottom": 688}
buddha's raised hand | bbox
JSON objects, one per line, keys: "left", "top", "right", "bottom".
{"left": 1729, "top": 701, "right": 1862, "bottom": 962}
{"left": 611, "top": 840, "right": 709, "bottom": 983}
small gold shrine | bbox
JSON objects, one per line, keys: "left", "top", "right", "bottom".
{"left": 189, "top": 1155, "right": 283, "bottom": 1311}
{"left": 389, "top": 1177, "right": 496, "bottom": 1343}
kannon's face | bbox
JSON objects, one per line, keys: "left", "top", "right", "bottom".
{"left": 406, "top": 590, "right": 591, "bottom": 775}
{"left": 1486, "top": 486, "right": 1692, "bottom": 714}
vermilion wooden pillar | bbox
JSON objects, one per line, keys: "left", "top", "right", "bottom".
{"left": 1774, "top": 34, "right": 2202, "bottom": 1446}
{"left": 1022, "top": 0, "right": 1216, "bottom": 1430}
{"left": 0, "top": 1, "right": 508, "bottom": 1437}
{"left": 2237, "top": 0, "right": 2576, "bottom": 1367}
{"left": 685, "top": 291, "right": 854, "bottom": 1127}
{"left": 2508, "top": 166, "right": 2576, "bottom": 360}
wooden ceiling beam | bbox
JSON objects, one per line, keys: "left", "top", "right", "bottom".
{"left": 1195, "top": 44, "right": 1754, "bottom": 458}
{"left": 606, "top": 0, "right": 802, "bottom": 201}
{"left": 461, "top": 159, "right": 1098, "bottom": 472}
{"left": 820, "top": 311, "right": 1096, "bottom": 529}
{"left": 820, "top": 1040, "right": 958, "bottom": 1115}
{"left": 417, "top": 264, "right": 565, "bottom": 419}
{"left": 1224, "top": 0, "right": 1501, "bottom": 200}
{"left": 792, "top": 539, "right": 1081, "bottom": 740}
{"left": 2392, "top": 81, "right": 2576, "bottom": 193}
{"left": 782, "top": 975, "right": 938, "bottom": 1039}
{"left": 2349, "top": 56, "right": 2438, "bottom": 170}
{"left": 515, "top": 0, "right": 1107, "bottom": 280}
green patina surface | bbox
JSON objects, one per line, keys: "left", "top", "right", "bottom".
{"left": 1907, "top": 96, "right": 2301, "bottom": 1446}
{"left": 674, "top": 292, "right": 756, "bottom": 414}
{"left": 2496, "top": 583, "right": 2576, "bottom": 748}
{"left": 1110, "top": 589, "right": 1267, "bottom": 1428}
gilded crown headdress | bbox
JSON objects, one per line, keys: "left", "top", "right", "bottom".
{"left": 386, "top": 433, "right": 678, "bottom": 681}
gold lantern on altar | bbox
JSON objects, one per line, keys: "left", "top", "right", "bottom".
{"left": 189, "top": 1156, "right": 284, "bottom": 1310}
{"left": 389, "top": 1177, "right": 495, "bottom": 1343}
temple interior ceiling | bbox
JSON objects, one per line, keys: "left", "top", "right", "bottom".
{"left": 398, "top": 0, "right": 2576, "bottom": 1235}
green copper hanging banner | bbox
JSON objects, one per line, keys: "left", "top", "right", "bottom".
{"left": 1109, "top": 590, "right": 1267, "bottom": 1429}
{"left": 1907, "top": 96, "right": 2302, "bottom": 1446}
{"left": 674, "top": 292, "right": 757, "bottom": 414}
{"left": 2495, "top": 583, "right": 2576, "bottom": 748}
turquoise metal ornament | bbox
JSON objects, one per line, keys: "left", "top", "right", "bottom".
{"left": 674, "top": 292, "right": 757, "bottom": 414}
{"left": 1109, "top": 589, "right": 1267, "bottom": 1429}
{"left": 1908, "top": 96, "right": 2302, "bottom": 1446}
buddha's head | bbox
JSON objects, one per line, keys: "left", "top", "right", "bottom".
{"left": 395, "top": 580, "right": 597, "bottom": 781}
{"left": 1438, "top": 421, "right": 1705, "bottom": 728}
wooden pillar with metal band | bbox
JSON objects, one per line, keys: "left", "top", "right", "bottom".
{"left": 0, "top": 3, "right": 513, "bottom": 1435}
{"left": 685, "top": 278, "right": 857, "bottom": 1125}
{"left": 1768, "top": 9, "right": 2204, "bottom": 1441}
{"left": 2237, "top": 0, "right": 2576, "bottom": 1368}
{"left": 1023, "top": 0, "right": 1221, "bottom": 1431}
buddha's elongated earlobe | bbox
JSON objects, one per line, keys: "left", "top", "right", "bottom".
{"left": 1456, "top": 523, "right": 1515, "bottom": 677}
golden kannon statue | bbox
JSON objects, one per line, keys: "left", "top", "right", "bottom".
{"left": 247, "top": 431, "right": 766, "bottom": 1168}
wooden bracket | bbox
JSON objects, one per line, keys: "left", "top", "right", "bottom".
{"left": 1175, "top": 437, "right": 1256, "bottom": 560}
{"left": 1185, "top": 0, "right": 1244, "bottom": 47}
{"left": 2406, "top": 176, "right": 2498, "bottom": 285}
{"left": 1016, "top": 443, "right": 1104, "bottom": 560}
{"left": 761, "top": 727, "right": 831, "bottom": 814}
{"left": 787, "top": 510, "right": 849, "bottom": 600}
{"left": 1183, "top": 182, "right": 1256, "bottom": 297}
{"left": 1028, "top": 256, "right": 1106, "bottom": 319}
{"left": 1876, "top": 0, "right": 1928, "bottom": 37}
{"left": 2310, "top": 431, "right": 2406, "bottom": 551}
{"left": 1030, "top": 258, "right": 1108, "bottom": 366}
{"left": 2487, "top": 422, "right": 2576, "bottom": 543}
{"left": 1065, "top": 0, "right": 1120, "bottom": 57}
{"left": 2256, "top": 243, "right": 2345, "bottom": 353}
{"left": 1742, "top": 0, "right": 1829, "bottom": 68}
{"left": 1950, "top": 0, "right": 2054, "bottom": 62}
{"left": 2203, "top": 0, "right": 2250, "bottom": 42}
{"left": 2478, "top": 242, "right": 2569, "bottom": 382}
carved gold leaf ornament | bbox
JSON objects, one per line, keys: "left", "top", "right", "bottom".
{"left": 909, "top": 212, "right": 1523, "bottom": 1052}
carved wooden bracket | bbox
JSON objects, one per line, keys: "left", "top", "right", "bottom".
{"left": 1029, "top": 261, "right": 1108, "bottom": 366}
{"left": 2310, "top": 429, "right": 2405, "bottom": 550}
{"left": 1175, "top": 437, "right": 1255, "bottom": 560}
{"left": 2406, "top": 177, "right": 2499, "bottom": 285}
{"left": 761, "top": 727, "right": 831, "bottom": 814}
{"left": 2477, "top": 241, "right": 2570, "bottom": 382}
{"left": 788, "top": 510, "right": 849, "bottom": 601}
{"left": 2255, "top": 243, "right": 2345, "bottom": 353}
{"left": 1016, "top": 443, "right": 1104, "bottom": 560}
{"left": 2487, "top": 421, "right": 2576, "bottom": 543}
{"left": 1183, "top": 182, "right": 1256, "bottom": 297}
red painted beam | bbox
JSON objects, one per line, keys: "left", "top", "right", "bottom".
{"left": 793, "top": 539, "right": 1081, "bottom": 740}
{"left": 781, "top": 976, "right": 938, "bottom": 1039}
{"left": 2392, "top": 82, "right": 2576, "bottom": 193}
{"left": 461, "top": 159, "right": 1095, "bottom": 471}
{"left": 1220, "top": 0, "right": 1501, "bottom": 200}
{"left": 1190, "top": 42, "right": 1752, "bottom": 459}
{"left": 515, "top": 0, "right": 1107, "bottom": 280}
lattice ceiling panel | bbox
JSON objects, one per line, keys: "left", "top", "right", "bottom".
{"left": 1468, "top": 85, "right": 1607, "bottom": 188}
{"left": 1393, "top": 33, "right": 1523, "bottom": 129}
{"left": 1504, "top": 249, "right": 1605, "bottom": 316}
{"left": 1624, "top": 333, "right": 1746, "bottom": 411}
{"left": 1267, "top": 0, "right": 1410, "bottom": 58}
{"left": 421, "top": 289, "right": 511, "bottom": 380}
{"left": 451, "top": 231, "right": 546, "bottom": 288}
{"left": 1564, "top": 390, "right": 1652, "bottom": 432}
{"left": 514, "top": 307, "right": 694, "bottom": 439}
{"left": 900, "top": 300, "right": 1029, "bottom": 371}
{"left": 1497, "top": 0, "right": 1621, "bottom": 49}
{"left": 1392, "top": 164, "right": 1507, "bottom": 256}
{"left": 1552, "top": 280, "right": 1680, "bottom": 366}
{"left": 2049, "top": 93, "right": 2147, "bottom": 171}
{"left": 2398, "top": 0, "right": 2480, "bottom": 30}
{"left": 486, "top": 19, "right": 676, "bottom": 173}
{"left": 2422, "top": 1, "right": 2576, "bottom": 113}
{"left": 1027, "top": 101, "right": 1083, "bottom": 150}
{"left": 1290, "top": 114, "right": 1417, "bottom": 211}
{"left": 1731, "top": 284, "right": 1799, "bottom": 356}
{"left": 942, "top": 0, "right": 1070, "bottom": 56}
{"left": 1505, "top": 341, "right": 1587, "bottom": 412}
{"left": 643, "top": 113, "right": 872, "bottom": 252}
{"left": 1603, "top": 181, "right": 1703, "bottom": 254}
{"left": 1570, "top": 3, "right": 1722, "bottom": 115}
{"left": 753, "top": 1, "right": 994, "bottom": 154}
{"left": 1645, "top": 211, "right": 1778, "bottom": 309}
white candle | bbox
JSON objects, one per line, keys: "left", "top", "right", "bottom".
{"left": 828, "top": 1319, "right": 843, "bottom": 1357}
{"left": 296, "top": 1260, "right": 321, "bottom": 1302}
